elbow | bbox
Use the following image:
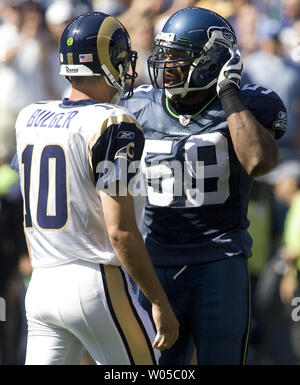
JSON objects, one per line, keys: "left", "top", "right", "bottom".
{"left": 106, "top": 226, "right": 136, "bottom": 250}
{"left": 107, "top": 228, "right": 128, "bottom": 249}
{"left": 249, "top": 162, "right": 277, "bottom": 177}
{"left": 247, "top": 147, "right": 279, "bottom": 177}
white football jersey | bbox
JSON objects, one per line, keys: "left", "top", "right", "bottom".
{"left": 15, "top": 99, "right": 145, "bottom": 268}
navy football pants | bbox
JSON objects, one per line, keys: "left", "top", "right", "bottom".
{"left": 138, "top": 256, "right": 250, "bottom": 365}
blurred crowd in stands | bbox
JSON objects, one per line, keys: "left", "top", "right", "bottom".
{"left": 0, "top": 0, "right": 300, "bottom": 365}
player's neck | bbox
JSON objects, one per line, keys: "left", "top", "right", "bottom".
{"left": 69, "top": 78, "right": 116, "bottom": 103}
{"left": 69, "top": 88, "right": 114, "bottom": 104}
{"left": 69, "top": 88, "right": 92, "bottom": 101}
{"left": 170, "top": 87, "right": 217, "bottom": 115}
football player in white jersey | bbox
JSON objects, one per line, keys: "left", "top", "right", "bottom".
{"left": 12, "top": 12, "right": 179, "bottom": 365}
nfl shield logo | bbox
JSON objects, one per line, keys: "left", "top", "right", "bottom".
{"left": 179, "top": 115, "right": 191, "bottom": 126}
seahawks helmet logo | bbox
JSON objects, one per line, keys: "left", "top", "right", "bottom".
{"left": 207, "top": 26, "right": 237, "bottom": 49}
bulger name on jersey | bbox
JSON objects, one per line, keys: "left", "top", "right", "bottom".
{"left": 27, "top": 108, "right": 79, "bottom": 129}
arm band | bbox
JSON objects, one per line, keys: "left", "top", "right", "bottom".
{"left": 219, "top": 85, "right": 247, "bottom": 118}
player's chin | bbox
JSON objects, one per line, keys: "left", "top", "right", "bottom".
{"left": 164, "top": 75, "right": 181, "bottom": 88}
{"left": 164, "top": 75, "right": 186, "bottom": 89}
{"left": 164, "top": 80, "right": 176, "bottom": 88}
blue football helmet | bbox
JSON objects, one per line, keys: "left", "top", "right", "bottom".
{"left": 148, "top": 7, "right": 237, "bottom": 99}
{"left": 59, "top": 12, "right": 137, "bottom": 98}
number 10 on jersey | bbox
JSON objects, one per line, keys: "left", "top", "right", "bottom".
{"left": 21, "top": 144, "right": 69, "bottom": 230}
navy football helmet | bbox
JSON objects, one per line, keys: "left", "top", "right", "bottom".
{"left": 148, "top": 7, "right": 237, "bottom": 99}
{"left": 59, "top": 12, "right": 137, "bottom": 98}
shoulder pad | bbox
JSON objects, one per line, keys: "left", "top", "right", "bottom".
{"left": 119, "top": 85, "right": 160, "bottom": 114}
{"left": 133, "top": 84, "right": 154, "bottom": 95}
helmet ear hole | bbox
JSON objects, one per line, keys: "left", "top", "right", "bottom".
{"left": 209, "top": 64, "right": 217, "bottom": 72}
{"left": 190, "top": 61, "right": 220, "bottom": 88}
{"left": 190, "top": 65, "right": 206, "bottom": 87}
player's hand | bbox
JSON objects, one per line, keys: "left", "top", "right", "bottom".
{"left": 217, "top": 47, "right": 243, "bottom": 96}
{"left": 151, "top": 301, "right": 179, "bottom": 351}
{"left": 280, "top": 273, "right": 298, "bottom": 305}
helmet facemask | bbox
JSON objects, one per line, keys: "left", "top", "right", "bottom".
{"left": 122, "top": 49, "right": 138, "bottom": 99}
{"left": 148, "top": 45, "right": 193, "bottom": 86}
{"left": 102, "top": 49, "right": 138, "bottom": 103}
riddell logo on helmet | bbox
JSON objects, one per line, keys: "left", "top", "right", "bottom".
{"left": 65, "top": 66, "right": 79, "bottom": 74}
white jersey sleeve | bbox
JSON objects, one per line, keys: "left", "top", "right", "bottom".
{"left": 15, "top": 99, "right": 145, "bottom": 268}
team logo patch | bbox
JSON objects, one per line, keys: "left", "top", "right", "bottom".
{"left": 273, "top": 110, "right": 288, "bottom": 133}
{"left": 114, "top": 142, "right": 135, "bottom": 161}
{"left": 278, "top": 111, "right": 287, "bottom": 120}
{"left": 79, "top": 54, "right": 93, "bottom": 63}
{"left": 117, "top": 131, "right": 135, "bottom": 139}
{"left": 67, "top": 38, "right": 74, "bottom": 46}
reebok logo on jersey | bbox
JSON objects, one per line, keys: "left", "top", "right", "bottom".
{"left": 117, "top": 131, "right": 135, "bottom": 139}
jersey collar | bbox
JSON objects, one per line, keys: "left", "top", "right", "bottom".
{"left": 163, "top": 93, "right": 217, "bottom": 126}
{"left": 60, "top": 98, "right": 99, "bottom": 108}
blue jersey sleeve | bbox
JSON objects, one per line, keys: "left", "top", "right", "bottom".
{"left": 90, "top": 115, "right": 144, "bottom": 190}
{"left": 241, "top": 84, "right": 287, "bottom": 139}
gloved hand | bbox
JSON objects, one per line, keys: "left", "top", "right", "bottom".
{"left": 217, "top": 47, "right": 243, "bottom": 96}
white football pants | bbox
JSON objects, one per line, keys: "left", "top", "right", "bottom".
{"left": 25, "top": 259, "right": 159, "bottom": 365}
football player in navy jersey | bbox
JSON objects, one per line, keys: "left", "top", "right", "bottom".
{"left": 120, "top": 7, "right": 287, "bottom": 365}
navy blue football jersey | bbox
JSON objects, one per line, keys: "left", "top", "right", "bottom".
{"left": 120, "top": 84, "right": 287, "bottom": 266}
